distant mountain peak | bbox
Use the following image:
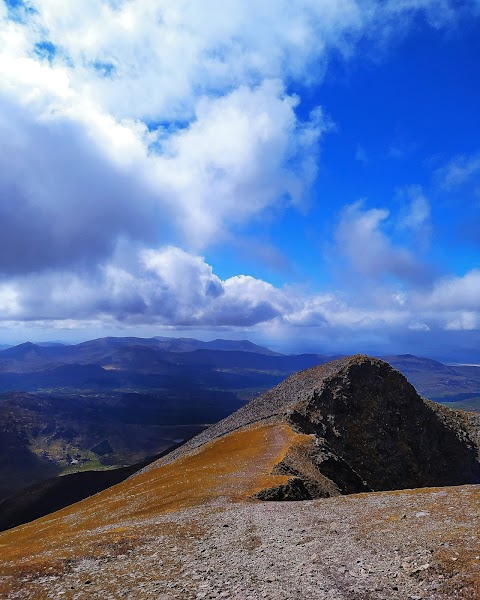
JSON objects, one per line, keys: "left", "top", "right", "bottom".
{"left": 0, "top": 341, "right": 45, "bottom": 359}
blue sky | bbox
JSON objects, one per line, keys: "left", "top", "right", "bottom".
{"left": 1, "top": 0, "right": 480, "bottom": 359}
{"left": 209, "top": 17, "right": 480, "bottom": 285}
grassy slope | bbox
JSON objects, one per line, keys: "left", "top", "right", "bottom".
{"left": 0, "top": 418, "right": 479, "bottom": 599}
{"left": 0, "top": 422, "right": 305, "bottom": 596}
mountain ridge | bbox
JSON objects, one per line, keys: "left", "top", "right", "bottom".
{"left": 148, "top": 355, "right": 480, "bottom": 498}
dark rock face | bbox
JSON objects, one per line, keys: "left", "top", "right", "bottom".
{"left": 284, "top": 356, "right": 480, "bottom": 495}
{"left": 254, "top": 477, "right": 312, "bottom": 501}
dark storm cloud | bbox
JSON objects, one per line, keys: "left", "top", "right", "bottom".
{"left": 0, "top": 95, "right": 158, "bottom": 275}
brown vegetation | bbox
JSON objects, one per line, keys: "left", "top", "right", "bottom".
{"left": 0, "top": 422, "right": 307, "bottom": 594}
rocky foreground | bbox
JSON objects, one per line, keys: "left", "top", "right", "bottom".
{"left": 1, "top": 483, "right": 478, "bottom": 599}
{"left": 1, "top": 355, "right": 479, "bottom": 598}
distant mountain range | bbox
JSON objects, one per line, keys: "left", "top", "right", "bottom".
{"left": 0, "top": 336, "right": 333, "bottom": 500}
{"left": 381, "top": 353, "right": 480, "bottom": 405}
{"left": 0, "top": 336, "right": 279, "bottom": 368}
{"left": 0, "top": 337, "right": 335, "bottom": 393}
{"left": 0, "top": 337, "right": 479, "bottom": 403}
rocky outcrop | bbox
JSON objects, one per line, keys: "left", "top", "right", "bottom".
{"left": 6, "top": 355, "right": 478, "bottom": 529}
{"left": 149, "top": 354, "right": 480, "bottom": 499}
{"left": 278, "top": 356, "right": 479, "bottom": 497}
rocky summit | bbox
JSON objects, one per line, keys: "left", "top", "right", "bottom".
{"left": 1, "top": 355, "right": 479, "bottom": 599}
{"left": 149, "top": 354, "right": 480, "bottom": 499}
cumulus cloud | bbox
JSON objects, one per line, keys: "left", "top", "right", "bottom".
{"left": 7, "top": 0, "right": 452, "bottom": 122}
{"left": 0, "top": 244, "right": 377, "bottom": 329}
{"left": 418, "top": 269, "right": 480, "bottom": 311}
{"left": 1, "top": 244, "right": 478, "bottom": 348}
{"left": 0, "top": 246, "right": 292, "bottom": 327}
{"left": 0, "top": 95, "right": 159, "bottom": 274}
{"left": 444, "top": 312, "right": 478, "bottom": 331}
{"left": 0, "top": 0, "right": 479, "bottom": 353}
{"left": 335, "top": 201, "right": 429, "bottom": 283}
{"left": 16, "top": 0, "right": 363, "bottom": 121}
{"left": 150, "top": 82, "right": 326, "bottom": 246}
{"left": 0, "top": 2, "right": 333, "bottom": 261}
{"left": 0, "top": 0, "right": 469, "bottom": 275}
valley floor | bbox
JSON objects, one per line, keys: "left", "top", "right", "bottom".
{"left": 1, "top": 484, "right": 479, "bottom": 599}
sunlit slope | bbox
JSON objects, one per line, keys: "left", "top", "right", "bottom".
{"left": 0, "top": 422, "right": 306, "bottom": 581}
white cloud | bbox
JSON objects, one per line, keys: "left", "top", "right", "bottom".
{"left": 397, "top": 185, "right": 431, "bottom": 231}
{"left": 149, "top": 82, "right": 326, "bottom": 246}
{"left": 444, "top": 312, "right": 478, "bottom": 331}
{"left": 335, "top": 201, "right": 427, "bottom": 282}
{"left": 0, "top": 0, "right": 469, "bottom": 272}
{"left": 0, "top": 94, "right": 159, "bottom": 274}
{"left": 0, "top": 246, "right": 291, "bottom": 327}
{"left": 419, "top": 269, "right": 480, "bottom": 311}
{"left": 6, "top": 0, "right": 366, "bottom": 121}
{"left": 0, "top": 1, "right": 334, "bottom": 258}
{"left": 0, "top": 244, "right": 476, "bottom": 341}
{"left": 436, "top": 152, "right": 480, "bottom": 189}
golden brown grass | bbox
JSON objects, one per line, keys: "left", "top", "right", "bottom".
{"left": 0, "top": 422, "right": 306, "bottom": 593}
{"left": 1, "top": 420, "right": 478, "bottom": 599}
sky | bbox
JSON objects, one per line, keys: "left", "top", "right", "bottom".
{"left": 1, "top": 0, "right": 480, "bottom": 359}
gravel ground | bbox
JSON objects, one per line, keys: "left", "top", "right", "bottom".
{"left": 4, "top": 485, "right": 479, "bottom": 600}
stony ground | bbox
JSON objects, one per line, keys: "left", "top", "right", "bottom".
{"left": 2, "top": 484, "right": 479, "bottom": 599}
